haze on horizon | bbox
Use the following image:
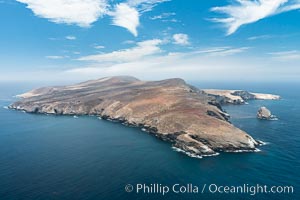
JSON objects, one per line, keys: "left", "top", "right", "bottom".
{"left": 0, "top": 0, "right": 300, "bottom": 82}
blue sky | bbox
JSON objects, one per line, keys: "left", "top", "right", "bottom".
{"left": 0, "top": 0, "right": 300, "bottom": 82}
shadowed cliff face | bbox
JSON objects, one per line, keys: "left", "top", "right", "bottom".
{"left": 9, "top": 76, "right": 259, "bottom": 158}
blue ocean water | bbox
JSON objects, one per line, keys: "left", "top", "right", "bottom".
{"left": 0, "top": 82, "right": 299, "bottom": 200}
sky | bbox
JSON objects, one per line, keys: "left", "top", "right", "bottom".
{"left": 0, "top": 0, "right": 300, "bottom": 82}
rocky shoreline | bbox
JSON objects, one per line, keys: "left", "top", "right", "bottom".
{"left": 9, "top": 76, "right": 267, "bottom": 158}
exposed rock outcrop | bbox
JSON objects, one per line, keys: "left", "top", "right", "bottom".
{"left": 9, "top": 76, "right": 261, "bottom": 158}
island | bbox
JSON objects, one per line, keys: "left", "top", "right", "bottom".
{"left": 257, "top": 106, "right": 277, "bottom": 120}
{"left": 203, "top": 89, "right": 280, "bottom": 105}
{"left": 9, "top": 76, "right": 272, "bottom": 158}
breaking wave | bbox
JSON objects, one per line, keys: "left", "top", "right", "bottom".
{"left": 172, "top": 147, "right": 220, "bottom": 159}
{"left": 257, "top": 140, "right": 270, "bottom": 146}
{"left": 225, "top": 148, "right": 261, "bottom": 153}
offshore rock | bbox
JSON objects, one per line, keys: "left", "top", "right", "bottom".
{"left": 257, "top": 106, "right": 276, "bottom": 120}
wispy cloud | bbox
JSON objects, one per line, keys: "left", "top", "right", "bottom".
{"left": 111, "top": 3, "right": 140, "bottom": 37}
{"left": 46, "top": 55, "right": 67, "bottom": 59}
{"left": 150, "top": 12, "right": 175, "bottom": 20}
{"left": 64, "top": 45, "right": 278, "bottom": 82}
{"left": 110, "top": 0, "right": 169, "bottom": 36}
{"left": 247, "top": 35, "right": 273, "bottom": 40}
{"left": 65, "top": 35, "right": 76, "bottom": 40}
{"left": 269, "top": 50, "right": 300, "bottom": 61}
{"left": 127, "top": 0, "right": 170, "bottom": 13}
{"left": 78, "top": 40, "right": 247, "bottom": 64}
{"left": 94, "top": 45, "right": 105, "bottom": 49}
{"left": 122, "top": 40, "right": 136, "bottom": 45}
{"left": 211, "top": 0, "right": 300, "bottom": 35}
{"left": 78, "top": 39, "right": 163, "bottom": 62}
{"left": 192, "top": 46, "right": 249, "bottom": 56}
{"left": 16, "top": 0, "right": 108, "bottom": 27}
{"left": 173, "top": 33, "right": 189, "bottom": 45}
{"left": 162, "top": 18, "right": 179, "bottom": 23}
{"left": 150, "top": 12, "right": 178, "bottom": 23}
{"left": 68, "top": 43, "right": 251, "bottom": 81}
{"left": 48, "top": 37, "right": 59, "bottom": 41}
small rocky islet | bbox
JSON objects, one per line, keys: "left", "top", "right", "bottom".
{"left": 257, "top": 106, "right": 277, "bottom": 120}
{"left": 9, "top": 76, "right": 280, "bottom": 158}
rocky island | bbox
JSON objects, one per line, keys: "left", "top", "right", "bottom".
{"left": 10, "top": 76, "right": 264, "bottom": 158}
{"left": 257, "top": 107, "right": 277, "bottom": 120}
{"left": 203, "top": 89, "right": 280, "bottom": 105}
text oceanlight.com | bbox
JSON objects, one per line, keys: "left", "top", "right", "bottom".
{"left": 125, "top": 183, "right": 294, "bottom": 196}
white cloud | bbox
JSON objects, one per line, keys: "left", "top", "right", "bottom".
{"left": 78, "top": 42, "right": 248, "bottom": 64}
{"left": 65, "top": 35, "right": 76, "bottom": 40}
{"left": 48, "top": 37, "right": 59, "bottom": 41}
{"left": 16, "top": 0, "right": 108, "bottom": 27}
{"left": 247, "top": 35, "right": 272, "bottom": 40}
{"left": 122, "top": 40, "right": 136, "bottom": 44}
{"left": 127, "top": 0, "right": 170, "bottom": 13}
{"left": 211, "top": 0, "right": 300, "bottom": 35}
{"left": 127, "top": 0, "right": 169, "bottom": 6}
{"left": 94, "top": 45, "right": 105, "bottom": 49}
{"left": 4, "top": 47, "right": 298, "bottom": 82}
{"left": 279, "top": 0, "right": 300, "bottom": 11}
{"left": 110, "top": 0, "right": 169, "bottom": 36}
{"left": 173, "top": 33, "right": 189, "bottom": 45}
{"left": 64, "top": 46, "right": 290, "bottom": 82}
{"left": 150, "top": 12, "right": 175, "bottom": 20}
{"left": 17, "top": 0, "right": 168, "bottom": 36}
{"left": 150, "top": 12, "right": 178, "bottom": 23}
{"left": 67, "top": 44, "right": 252, "bottom": 81}
{"left": 78, "top": 39, "right": 163, "bottom": 62}
{"left": 162, "top": 18, "right": 179, "bottom": 23}
{"left": 110, "top": 1, "right": 169, "bottom": 36}
{"left": 6, "top": 43, "right": 297, "bottom": 82}
{"left": 111, "top": 3, "right": 140, "bottom": 37}
{"left": 46, "top": 55, "right": 67, "bottom": 59}
{"left": 198, "top": 47, "right": 249, "bottom": 56}
{"left": 269, "top": 50, "right": 300, "bottom": 61}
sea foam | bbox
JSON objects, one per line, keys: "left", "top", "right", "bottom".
{"left": 172, "top": 147, "right": 220, "bottom": 159}
{"left": 172, "top": 147, "right": 203, "bottom": 159}
{"left": 225, "top": 148, "right": 261, "bottom": 153}
{"left": 257, "top": 140, "right": 270, "bottom": 146}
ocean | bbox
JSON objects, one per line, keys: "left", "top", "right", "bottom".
{"left": 0, "top": 81, "right": 299, "bottom": 200}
